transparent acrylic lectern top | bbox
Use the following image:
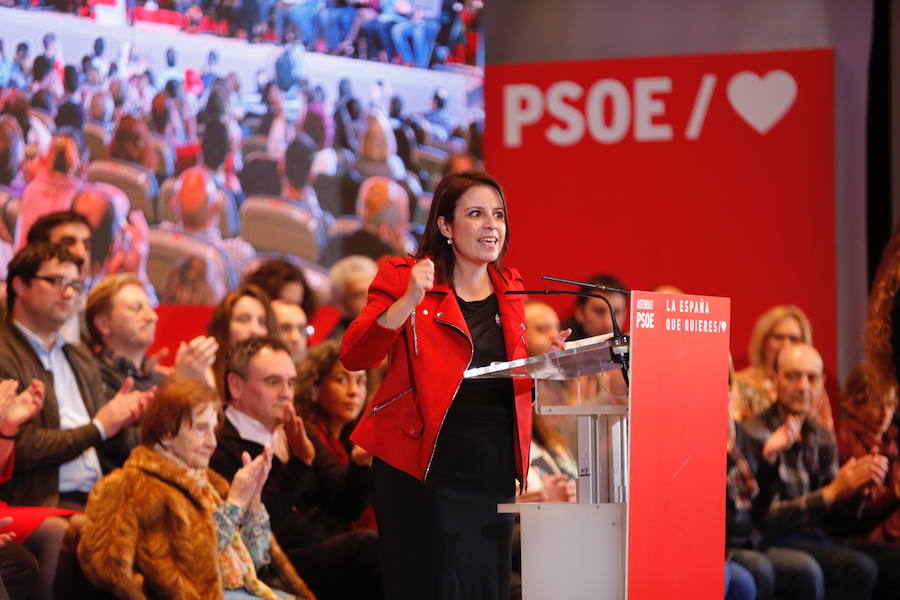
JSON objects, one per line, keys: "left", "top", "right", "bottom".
{"left": 464, "top": 334, "right": 629, "bottom": 504}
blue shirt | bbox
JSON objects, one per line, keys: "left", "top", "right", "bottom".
{"left": 14, "top": 321, "right": 105, "bottom": 494}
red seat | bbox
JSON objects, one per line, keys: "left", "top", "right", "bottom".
{"left": 147, "top": 304, "right": 214, "bottom": 367}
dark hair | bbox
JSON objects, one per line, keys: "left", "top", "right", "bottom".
{"left": 42, "top": 33, "right": 56, "bottom": 52}
{"left": 81, "top": 55, "right": 92, "bottom": 75}
{"left": 63, "top": 65, "right": 79, "bottom": 95}
{"left": 93, "top": 37, "right": 105, "bottom": 58}
{"left": 284, "top": 135, "right": 316, "bottom": 190}
{"left": 203, "top": 88, "right": 227, "bottom": 121}
{"left": 150, "top": 92, "right": 170, "bottom": 133}
{"left": 164, "top": 78, "right": 181, "bottom": 100}
{"left": 303, "top": 102, "right": 333, "bottom": 149}
{"left": 141, "top": 377, "right": 221, "bottom": 447}
{"left": 389, "top": 95, "right": 403, "bottom": 119}
{"left": 55, "top": 102, "right": 84, "bottom": 130}
{"left": 15, "top": 42, "right": 28, "bottom": 57}
{"left": 27, "top": 211, "right": 91, "bottom": 245}
{"left": 574, "top": 273, "right": 628, "bottom": 307}
{"left": 1, "top": 95, "right": 30, "bottom": 141}
{"left": 207, "top": 285, "right": 278, "bottom": 397}
{"left": 242, "top": 259, "right": 316, "bottom": 318}
{"left": 165, "top": 47, "right": 177, "bottom": 68}
{"left": 0, "top": 116, "right": 24, "bottom": 186}
{"left": 223, "top": 336, "right": 290, "bottom": 402}
{"left": 31, "top": 55, "right": 51, "bottom": 83}
{"left": 432, "top": 87, "right": 448, "bottom": 109}
{"left": 207, "top": 49, "right": 219, "bottom": 66}
{"left": 7, "top": 242, "right": 82, "bottom": 314}
{"left": 30, "top": 89, "right": 55, "bottom": 114}
{"left": 201, "top": 119, "right": 229, "bottom": 170}
{"left": 417, "top": 170, "right": 509, "bottom": 286}
{"left": 295, "top": 340, "right": 341, "bottom": 423}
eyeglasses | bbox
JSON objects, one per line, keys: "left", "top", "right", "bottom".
{"left": 32, "top": 275, "right": 85, "bottom": 294}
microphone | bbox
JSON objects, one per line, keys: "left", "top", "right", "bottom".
{"left": 541, "top": 275, "right": 630, "bottom": 297}
{"left": 506, "top": 288, "right": 630, "bottom": 386}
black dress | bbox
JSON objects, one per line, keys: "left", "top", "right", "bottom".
{"left": 373, "top": 294, "right": 517, "bottom": 600}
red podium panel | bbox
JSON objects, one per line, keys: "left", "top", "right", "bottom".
{"left": 627, "top": 291, "right": 730, "bottom": 599}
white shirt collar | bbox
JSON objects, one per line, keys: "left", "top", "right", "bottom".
{"left": 225, "top": 405, "right": 276, "bottom": 449}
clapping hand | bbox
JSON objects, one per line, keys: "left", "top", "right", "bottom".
{"left": 762, "top": 414, "right": 802, "bottom": 464}
{"left": 283, "top": 403, "right": 315, "bottom": 466}
{"left": 0, "top": 379, "right": 44, "bottom": 438}
{"left": 95, "top": 378, "right": 155, "bottom": 438}
{"left": 0, "top": 517, "right": 15, "bottom": 548}
{"left": 228, "top": 448, "right": 273, "bottom": 514}
{"left": 173, "top": 336, "right": 219, "bottom": 381}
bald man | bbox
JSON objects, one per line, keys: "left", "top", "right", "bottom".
{"left": 166, "top": 167, "right": 255, "bottom": 289}
{"left": 320, "top": 176, "right": 415, "bottom": 267}
{"left": 744, "top": 343, "right": 900, "bottom": 599}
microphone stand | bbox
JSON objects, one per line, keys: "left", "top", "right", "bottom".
{"left": 506, "top": 288, "right": 630, "bottom": 387}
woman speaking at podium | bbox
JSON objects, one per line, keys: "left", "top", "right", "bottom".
{"left": 341, "top": 170, "right": 568, "bottom": 599}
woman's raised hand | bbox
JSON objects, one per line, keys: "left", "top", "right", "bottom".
{"left": 403, "top": 258, "right": 435, "bottom": 307}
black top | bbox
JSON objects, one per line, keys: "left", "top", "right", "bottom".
{"left": 428, "top": 294, "right": 515, "bottom": 496}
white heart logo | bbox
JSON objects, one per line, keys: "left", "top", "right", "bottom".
{"left": 726, "top": 70, "right": 797, "bottom": 134}
{"left": 720, "top": 321, "right": 727, "bottom": 333}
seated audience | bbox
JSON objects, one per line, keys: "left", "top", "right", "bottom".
{"left": 24, "top": 211, "right": 93, "bottom": 343}
{"left": 320, "top": 175, "right": 414, "bottom": 267}
{"left": 352, "top": 107, "right": 406, "bottom": 181}
{"left": 836, "top": 365, "right": 900, "bottom": 544}
{"left": 108, "top": 113, "right": 159, "bottom": 175}
{"left": 242, "top": 258, "right": 318, "bottom": 321}
{"left": 742, "top": 343, "right": 900, "bottom": 600}
{"left": 314, "top": 255, "right": 377, "bottom": 342}
{"left": 77, "top": 377, "right": 308, "bottom": 599}
{"left": 169, "top": 166, "right": 256, "bottom": 290}
{"left": 560, "top": 272, "right": 629, "bottom": 340}
{"left": 424, "top": 87, "right": 452, "bottom": 141}
{"left": 0, "top": 243, "right": 153, "bottom": 508}
{"left": 208, "top": 285, "right": 278, "bottom": 393}
{"left": 281, "top": 135, "right": 331, "bottom": 246}
{"left": 725, "top": 359, "right": 824, "bottom": 600}
{"left": 71, "top": 184, "right": 152, "bottom": 290}
{"left": 304, "top": 100, "right": 350, "bottom": 177}
{"left": 295, "top": 340, "right": 374, "bottom": 525}
{"left": 273, "top": 299, "right": 311, "bottom": 364}
{"left": 734, "top": 305, "right": 833, "bottom": 431}
{"left": 0, "top": 115, "right": 25, "bottom": 199}
{"left": 390, "top": 0, "right": 441, "bottom": 68}
{"left": 15, "top": 135, "right": 83, "bottom": 249}
{"left": 0, "top": 377, "right": 76, "bottom": 600}
{"left": 211, "top": 337, "right": 380, "bottom": 600}
{"left": 85, "top": 273, "right": 164, "bottom": 394}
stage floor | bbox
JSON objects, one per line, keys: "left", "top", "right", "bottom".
{"left": 0, "top": 6, "right": 477, "bottom": 123}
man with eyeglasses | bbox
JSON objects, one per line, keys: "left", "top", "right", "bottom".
{"left": 25, "top": 211, "right": 93, "bottom": 344}
{"left": 743, "top": 343, "right": 900, "bottom": 599}
{"left": 272, "top": 299, "right": 312, "bottom": 363}
{"left": 0, "top": 243, "right": 154, "bottom": 509}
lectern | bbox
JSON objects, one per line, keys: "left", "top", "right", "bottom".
{"left": 465, "top": 291, "right": 730, "bottom": 599}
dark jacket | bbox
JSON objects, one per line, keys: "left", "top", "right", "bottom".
{"left": 341, "top": 257, "right": 533, "bottom": 486}
{"left": 0, "top": 319, "right": 123, "bottom": 507}
{"left": 210, "top": 418, "right": 371, "bottom": 550}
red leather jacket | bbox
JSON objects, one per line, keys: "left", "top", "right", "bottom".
{"left": 341, "top": 257, "right": 533, "bottom": 487}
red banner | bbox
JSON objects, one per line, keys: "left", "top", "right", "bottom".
{"left": 628, "top": 291, "right": 731, "bottom": 598}
{"left": 485, "top": 49, "right": 835, "bottom": 382}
